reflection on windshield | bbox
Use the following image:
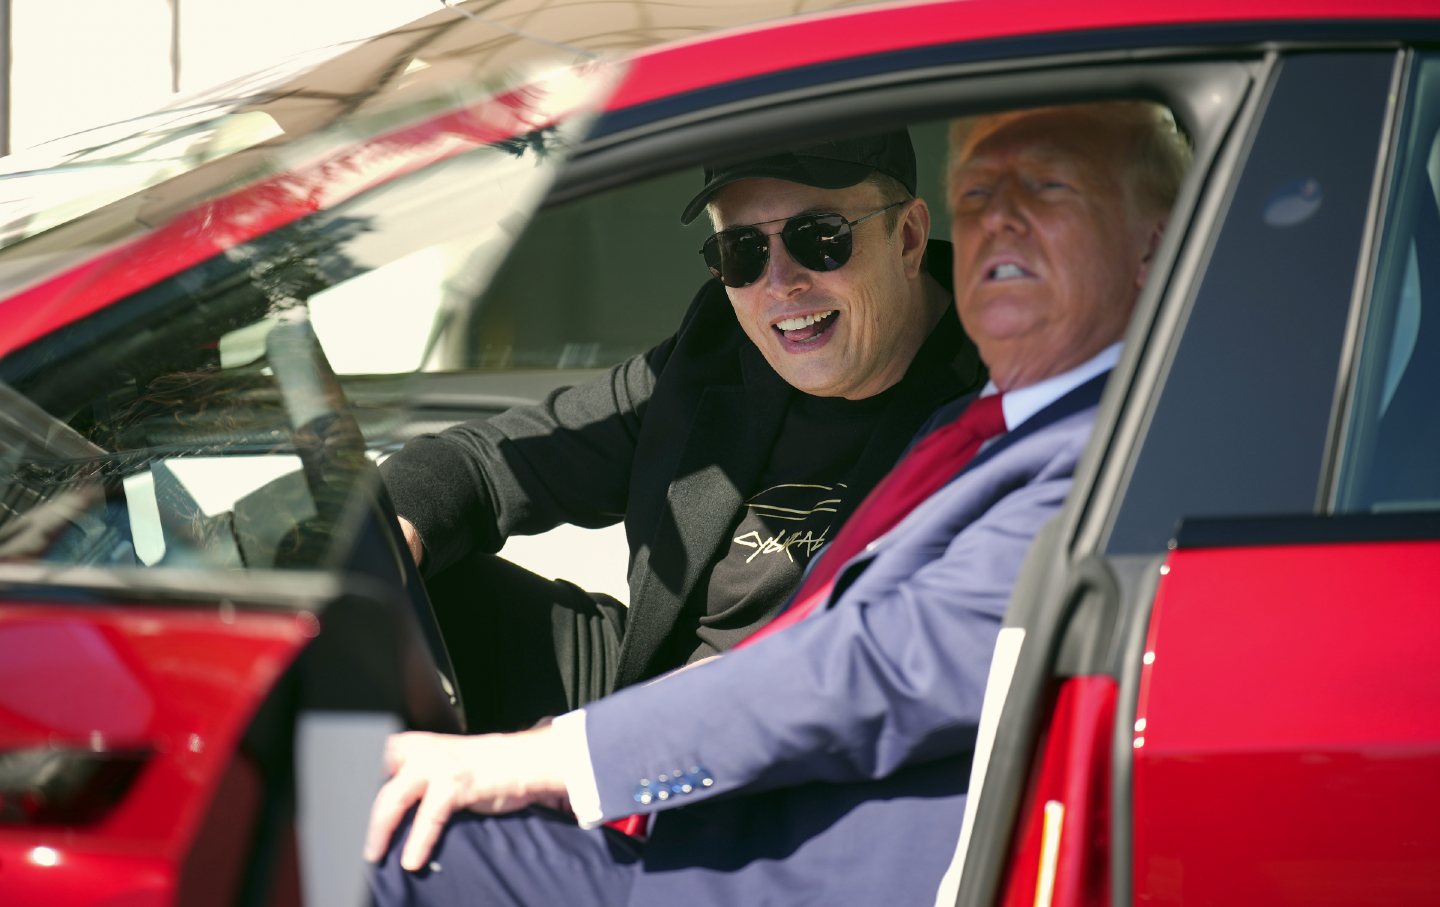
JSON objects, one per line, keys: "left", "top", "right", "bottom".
{"left": 0, "top": 110, "right": 285, "bottom": 251}
{"left": 0, "top": 52, "right": 622, "bottom": 579}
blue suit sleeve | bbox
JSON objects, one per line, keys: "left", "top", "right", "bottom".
{"left": 580, "top": 428, "right": 1084, "bottom": 818}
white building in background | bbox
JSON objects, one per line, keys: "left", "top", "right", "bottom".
{"left": 0, "top": 0, "right": 438, "bottom": 155}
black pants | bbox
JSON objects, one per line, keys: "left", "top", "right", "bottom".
{"left": 424, "top": 551, "right": 627, "bottom": 732}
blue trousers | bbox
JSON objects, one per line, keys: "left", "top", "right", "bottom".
{"left": 369, "top": 808, "right": 643, "bottom": 906}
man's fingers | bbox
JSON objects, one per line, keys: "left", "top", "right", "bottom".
{"left": 382, "top": 731, "right": 433, "bottom": 774}
{"left": 363, "top": 772, "right": 426, "bottom": 863}
{"left": 401, "top": 781, "right": 459, "bottom": 871}
{"left": 397, "top": 516, "right": 425, "bottom": 567}
{"left": 363, "top": 732, "right": 560, "bottom": 870}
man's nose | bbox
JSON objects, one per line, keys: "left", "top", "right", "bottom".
{"left": 980, "top": 179, "right": 1027, "bottom": 234}
{"left": 762, "top": 234, "right": 812, "bottom": 296}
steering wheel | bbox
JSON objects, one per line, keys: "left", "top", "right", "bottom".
{"left": 265, "top": 315, "right": 465, "bottom": 733}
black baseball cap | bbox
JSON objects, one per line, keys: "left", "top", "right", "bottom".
{"left": 679, "top": 129, "right": 917, "bottom": 225}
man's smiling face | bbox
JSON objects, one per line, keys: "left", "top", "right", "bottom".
{"left": 709, "top": 177, "right": 933, "bottom": 400}
{"left": 948, "top": 106, "right": 1165, "bottom": 390}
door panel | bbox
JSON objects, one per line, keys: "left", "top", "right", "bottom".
{"left": 1128, "top": 50, "right": 1440, "bottom": 907}
{"left": 0, "top": 572, "right": 436, "bottom": 906}
{"left": 1133, "top": 537, "right": 1440, "bottom": 905}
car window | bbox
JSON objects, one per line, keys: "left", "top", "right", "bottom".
{"left": 1102, "top": 54, "right": 1397, "bottom": 554}
{"left": 0, "top": 159, "right": 530, "bottom": 571}
{"left": 436, "top": 119, "right": 954, "bottom": 371}
{"left": 1335, "top": 54, "right": 1440, "bottom": 513}
{"left": 442, "top": 167, "right": 712, "bottom": 370}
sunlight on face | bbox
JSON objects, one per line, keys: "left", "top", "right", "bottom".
{"left": 948, "top": 106, "right": 1167, "bottom": 390}
{"left": 710, "top": 178, "right": 933, "bottom": 399}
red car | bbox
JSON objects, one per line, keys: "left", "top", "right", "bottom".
{"left": 2, "top": 1, "right": 1438, "bottom": 904}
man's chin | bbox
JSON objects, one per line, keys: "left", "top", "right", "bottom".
{"left": 781, "top": 365, "right": 892, "bottom": 401}
{"left": 771, "top": 360, "right": 845, "bottom": 398}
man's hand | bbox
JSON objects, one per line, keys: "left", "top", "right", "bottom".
{"left": 363, "top": 728, "right": 569, "bottom": 871}
{"left": 396, "top": 515, "right": 424, "bottom": 568}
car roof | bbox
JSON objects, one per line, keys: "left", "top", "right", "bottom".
{"left": 608, "top": 0, "right": 1439, "bottom": 113}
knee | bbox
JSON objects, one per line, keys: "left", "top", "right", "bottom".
{"left": 367, "top": 810, "right": 453, "bottom": 906}
{"left": 368, "top": 808, "right": 637, "bottom": 907}
{"left": 368, "top": 810, "right": 422, "bottom": 906}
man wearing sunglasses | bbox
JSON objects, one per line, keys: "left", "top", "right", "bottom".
{"left": 367, "top": 101, "right": 1188, "bottom": 906}
{"left": 381, "top": 130, "right": 983, "bottom": 732}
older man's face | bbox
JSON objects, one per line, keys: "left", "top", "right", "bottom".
{"left": 948, "top": 108, "right": 1164, "bottom": 390}
{"left": 709, "top": 178, "right": 933, "bottom": 400}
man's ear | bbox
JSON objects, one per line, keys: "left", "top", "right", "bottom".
{"left": 900, "top": 197, "right": 931, "bottom": 278}
{"left": 1135, "top": 216, "right": 1168, "bottom": 289}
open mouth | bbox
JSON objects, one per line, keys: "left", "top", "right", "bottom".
{"left": 985, "top": 262, "right": 1034, "bottom": 281}
{"left": 773, "top": 310, "right": 838, "bottom": 344}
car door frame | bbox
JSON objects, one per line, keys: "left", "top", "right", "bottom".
{"left": 950, "top": 46, "right": 1412, "bottom": 907}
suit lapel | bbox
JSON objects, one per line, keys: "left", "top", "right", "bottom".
{"left": 967, "top": 370, "right": 1110, "bottom": 473}
{"left": 828, "top": 371, "right": 1112, "bottom": 596}
{"left": 616, "top": 342, "right": 790, "bottom": 686}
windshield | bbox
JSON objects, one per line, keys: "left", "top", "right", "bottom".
{"left": 0, "top": 48, "right": 622, "bottom": 575}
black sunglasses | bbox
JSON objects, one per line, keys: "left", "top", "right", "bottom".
{"left": 700, "top": 201, "right": 904, "bottom": 288}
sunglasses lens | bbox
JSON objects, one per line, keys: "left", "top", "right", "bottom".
{"left": 782, "top": 214, "right": 852, "bottom": 272}
{"left": 703, "top": 228, "right": 768, "bottom": 288}
{"left": 701, "top": 212, "right": 860, "bottom": 287}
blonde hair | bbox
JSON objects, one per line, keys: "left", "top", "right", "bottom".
{"left": 948, "top": 101, "right": 1192, "bottom": 215}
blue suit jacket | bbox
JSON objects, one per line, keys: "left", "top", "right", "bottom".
{"left": 582, "top": 374, "right": 1108, "bottom": 906}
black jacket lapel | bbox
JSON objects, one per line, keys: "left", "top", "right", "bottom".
{"left": 616, "top": 341, "right": 790, "bottom": 686}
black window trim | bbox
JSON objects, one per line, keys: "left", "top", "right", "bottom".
{"left": 1175, "top": 510, "right": 1440, "bottom": 548}
{"left": 1324, "top": 48, "right": 1426, "bottom": 512}
{"left": 555, "top": 45, "right": 1277, "bottom": 207}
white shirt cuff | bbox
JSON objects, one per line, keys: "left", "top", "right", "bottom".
{"left": 549, "top": 709, "right": 605, "bottom": 829}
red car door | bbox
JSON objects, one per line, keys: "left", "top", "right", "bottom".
{"left": 1133, "top": 51, "right": 1440, "bottom": 905}
{"left": 957, "top": 48, "right": 1440, "bottom": 906}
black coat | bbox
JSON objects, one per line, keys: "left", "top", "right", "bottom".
{"left": 381, "top": 261, "right": 983, "bottom": 686}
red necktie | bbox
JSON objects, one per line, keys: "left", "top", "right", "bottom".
{"left": 604, "top": 395, "right": 1005, "bottom": 840}
{"left": 738, "top": 393, "right": 1007, "bottom": 648}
